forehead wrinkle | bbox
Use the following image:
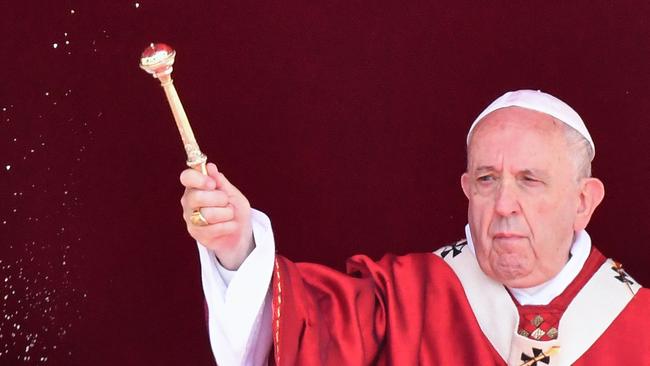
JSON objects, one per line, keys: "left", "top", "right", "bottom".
{"left": 474, "top": 165, "right": 498, "bottom": 174}
{"left": 467, "top": 108, "right": 572, "bottom": 174}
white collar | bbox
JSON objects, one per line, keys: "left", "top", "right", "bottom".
{"left": 464, "top": 225, "right": 592, "bottom": 305}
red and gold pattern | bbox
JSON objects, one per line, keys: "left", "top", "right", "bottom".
{"left": 517, "top": 311, "right": 560, "bottom": 340}
{"left": 264, "top": 246, "right": 649, "bottom": 365}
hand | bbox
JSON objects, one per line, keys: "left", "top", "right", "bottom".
{"left": 180, "top": 163, "right": 254, "bottom": 270}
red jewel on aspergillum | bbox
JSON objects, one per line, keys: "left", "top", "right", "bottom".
{"left": 139, "top": 42, "right": 176, "bottom": 77}
{"left": 140, "top": 42, "right": 174, "bottom": 59}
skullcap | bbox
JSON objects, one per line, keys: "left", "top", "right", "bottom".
{"left": 467, "top": 90, "right": 595, "bottom": 159}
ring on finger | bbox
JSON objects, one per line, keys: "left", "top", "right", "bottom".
{"left": 190, "top": 209, "right": 209, "bottom": 226}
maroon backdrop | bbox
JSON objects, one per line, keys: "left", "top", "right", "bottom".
{"left": 1, "top": 1, "right": 648, "bottom": 365}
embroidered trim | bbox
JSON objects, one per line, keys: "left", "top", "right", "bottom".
{"left": 273, "top": 258, "right": 282, "bottom": 365}
{"left": 611, "top": 261, "right": 636, "bottom": 295}
{"left": 440, "top": 239, "right": 468, "bottom": 259}
{"left": 519, "top": 346, "right": 559, "bottom": 366}
{"left": 437, "top": 238, "right": 642, "bottom": 365}
{"left": 433, "top": 238, "right": 518, "bottom": 362}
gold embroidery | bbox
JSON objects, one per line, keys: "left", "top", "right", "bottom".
{"left": 519, "top": 346, "right": 560, "bottom": 366}
{"left": 518, "top": 329, "right": 530, "bottom": 337}
{"left": 273, "top": 259, "right": 282, "bottom": 365}
{"left": 530, "top": 328, "right": 545, "bottom": 340}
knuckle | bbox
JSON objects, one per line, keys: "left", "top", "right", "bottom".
{"left": 214, "top": 208, "right": 234, "bottom": 223}
{"left": 205, "top": 209, "right": 226, "bottom": 224}
{"left": 217, "top": 191, "right": 230, "bottom": 205}
{"left": 207, "top": 191, "right": 227, "bottom": 206}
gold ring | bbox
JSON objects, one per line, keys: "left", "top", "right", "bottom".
{"left": 190, "top": 209, "right": 209, "bottom": 226}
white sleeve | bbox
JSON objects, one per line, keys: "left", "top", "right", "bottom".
{"left": 197, "top": 209, "right": 275, "bottom": 366}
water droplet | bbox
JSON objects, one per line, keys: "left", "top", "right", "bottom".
{"left": 52, "top": 43, "right": 58, "bottom": 49}
{"left": 135, "top": 2, "right": 140, "bottom": 8}
{"left": 5, "top": 165, "right": 10, "bottom": 171}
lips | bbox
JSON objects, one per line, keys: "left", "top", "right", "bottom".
{"left": 493, "top": 232, "right": 526, "bottom": 239}
{"left": 492, "top": 233, "right": 528, "bottom": 244}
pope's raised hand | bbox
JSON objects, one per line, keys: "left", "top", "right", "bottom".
{"left": 180, "top": 163, "right": 254, "bottom": 270}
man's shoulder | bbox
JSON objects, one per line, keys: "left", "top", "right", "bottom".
{"left": 363, "top": 238, "right": 469, "bottom": 265}
{"left": 341, "top": 239, "right": 469, "bottom": 286}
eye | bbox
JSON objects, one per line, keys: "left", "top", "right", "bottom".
{"left": 522, "top": 176, "right": 543, "bottom": 186}
{"left": 477, "top": 175, "right": 495, "bottom": 182}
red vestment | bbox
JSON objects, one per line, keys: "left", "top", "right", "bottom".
{"left": 268, "top": 245, "right": 649, "bottom": 365}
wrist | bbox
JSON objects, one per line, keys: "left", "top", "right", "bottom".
{"left": 215, "top": 232, "right": 255, "bottom": 270}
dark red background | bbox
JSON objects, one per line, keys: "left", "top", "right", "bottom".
{"left": 1, "top": 1, "right": 648, "bottom": 365}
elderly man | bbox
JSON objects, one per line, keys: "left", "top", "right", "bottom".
{"left": 180, "top": 90, "right": 648, "bottom": 365}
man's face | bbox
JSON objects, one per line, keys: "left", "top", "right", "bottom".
{"left": 461, "top": 107, "right": 582, "bottom": 288}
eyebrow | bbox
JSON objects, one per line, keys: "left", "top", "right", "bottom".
{"left": 474, "top": 165, "right": 496, "bottom": 174}
{"left": 472, "top": 165, "right": 549, "bottom": 178}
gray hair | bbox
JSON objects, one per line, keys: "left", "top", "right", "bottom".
{"left": 561, "top": 123, "right": 593, "bottom": 179}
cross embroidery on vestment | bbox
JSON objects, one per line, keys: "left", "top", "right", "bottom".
{"left": 520, "top": 347, "right": 551, "bottom": 366}
{"left": 440, "top": 240, "right": 467, "bottom": 259}
{"left": 611, "top": 264, "right": 634, "bottom": 285}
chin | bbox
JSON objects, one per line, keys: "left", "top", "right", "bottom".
{"left": 492, "top": 259, "right": 535, "bottom": 287}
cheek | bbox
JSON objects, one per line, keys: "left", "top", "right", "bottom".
{"left": 527, "top": 190, "right": 576, "bottom": 228}
{"left": 467, "top": 198, "right": 496, "bottom": 255}
{"left": 468, "top": 195, "right": 495, "bottom": 223}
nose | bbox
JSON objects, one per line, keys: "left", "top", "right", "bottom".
{"left": 494, "top": 179, "right": 520, "bottom": 217}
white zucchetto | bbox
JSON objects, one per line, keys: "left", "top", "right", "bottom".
{"left": 467, "top": 90, "right": 595, "bottom": 159}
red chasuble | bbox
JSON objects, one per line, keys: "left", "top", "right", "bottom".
{"left": 267, "top": 243, "right": 649, "bottom": 365}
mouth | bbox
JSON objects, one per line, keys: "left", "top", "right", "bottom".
{"left": 493, "top": 232, "right": 525, "bottom": 239}
{"left": 492, "top": 233, "right": 527, "bottom": 244}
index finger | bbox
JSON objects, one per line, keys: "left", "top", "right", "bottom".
{"left": 180, "top": 167, "right": 217, "bottom": 190}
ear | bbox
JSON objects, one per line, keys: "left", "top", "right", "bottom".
{"left": 461, "top": 173, "right": 471, "bottom": 200}
{"left": 573, "top": 177, "right": 605, "bottom": 231}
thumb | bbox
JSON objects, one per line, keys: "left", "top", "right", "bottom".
{"left": 206, "top": 162, "right": 243, "bottom": 198}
